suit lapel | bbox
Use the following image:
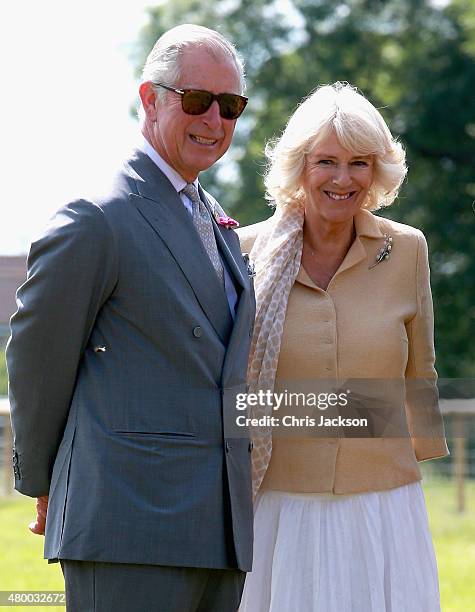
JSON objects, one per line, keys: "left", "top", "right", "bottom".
{"left": 197, "top": 187, "right": 254, "bottom": 383}
{"left": 126, "top": 150, "right": 233, "bottom": 345}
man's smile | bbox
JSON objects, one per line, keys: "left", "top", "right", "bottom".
{"left": 189, "top": 134, "right": 219, "bottom": 145}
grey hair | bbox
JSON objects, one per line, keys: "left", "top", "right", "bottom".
{"left": 138, "top": 24, "right": 245, "bottom": 118}
{"left": 264, "top": 82, "right": 407, "bottom": 211}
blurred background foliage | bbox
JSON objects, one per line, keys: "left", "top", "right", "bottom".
{"left": 133, "top": 0, "right": 475, "bottom": 378}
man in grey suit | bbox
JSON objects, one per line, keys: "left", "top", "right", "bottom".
{"left": 7, "top": 24, "right": 254, "bottom": 612}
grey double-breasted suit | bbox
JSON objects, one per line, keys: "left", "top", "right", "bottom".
{"left": 7, "top": 149, "right": 255, "bottom": 571}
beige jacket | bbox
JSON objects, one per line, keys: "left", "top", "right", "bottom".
{"left": 238, "top": 209, "right": 448, "bottom": 494}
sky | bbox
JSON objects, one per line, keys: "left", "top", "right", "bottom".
{"left": 0, "top": 1, "right": 155, "bottom": 255}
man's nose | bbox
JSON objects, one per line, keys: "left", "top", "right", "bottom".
{"left": 202, "top": 100, "right": 222, "bottom": 130}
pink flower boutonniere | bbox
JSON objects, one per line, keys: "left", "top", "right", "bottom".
{"left": 216, "top": 214, "right": 240, "bottom": 229}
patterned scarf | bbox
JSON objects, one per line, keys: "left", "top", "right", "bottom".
{"left": 247, "top": 201, "right": 305, "bottom": 497}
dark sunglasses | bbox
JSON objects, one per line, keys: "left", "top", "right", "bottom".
{"left": 153, "top": 82, "right": 248, "bottom": 120}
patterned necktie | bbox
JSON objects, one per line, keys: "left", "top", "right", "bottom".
{"left": 182, "top": 183, "right": 224, "bottom": 284}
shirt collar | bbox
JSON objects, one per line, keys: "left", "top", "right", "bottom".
{"left": 140, "top": 138, "right": 199, "bottom": 194}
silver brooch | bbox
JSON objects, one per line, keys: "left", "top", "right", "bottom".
{"left": 369, "top": 234, "right": 393, "bottom": 269}
{"left": 242, "top": 253, "right": 256, "bottom": 278}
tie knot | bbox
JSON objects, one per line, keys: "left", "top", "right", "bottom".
{"left": 182, "top": 183, "right": 201, "bottom": 205}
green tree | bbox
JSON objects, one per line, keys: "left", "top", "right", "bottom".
{"left": 134, "top": 0, "right": 475, "bottom": 377}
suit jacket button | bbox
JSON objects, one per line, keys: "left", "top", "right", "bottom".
{"left": 193, "top": 326, "right": 202, "bottom": 338}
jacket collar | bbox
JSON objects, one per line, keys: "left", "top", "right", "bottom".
{"left": 297, "top": 209, "right": 385, "bottom": 288}
{"left": 354, "top": 208, "right": 385, "bottom": 239}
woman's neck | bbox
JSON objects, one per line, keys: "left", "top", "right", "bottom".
{"left": 301, "top": 213, "right": 357, "bottom": 291}
{"left": 303, "top": 215, "right": 356, "bottom": 258}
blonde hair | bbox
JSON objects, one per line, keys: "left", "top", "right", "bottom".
{"left": 264, "top": 82, "right": 407, "bottom": 211}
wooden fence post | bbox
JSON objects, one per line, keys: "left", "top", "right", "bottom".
{"left": 452, "top": 413, "right": 466, "bottom": 513}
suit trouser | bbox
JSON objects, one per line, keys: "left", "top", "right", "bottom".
{"left": 60, "top": 560, "right": 245, "bottom": 612}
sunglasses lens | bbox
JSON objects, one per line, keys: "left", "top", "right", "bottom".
{"left": 182, "top": 91, "right": 213, "bottom": 115}
{"left": 218, "top": 94, "right": 247, "bottom": 119}
{"left": 181, "top": 90, "right": 247, "bottom": 119}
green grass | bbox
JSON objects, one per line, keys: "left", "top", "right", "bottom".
{"left": 0, "top": 496, "right": 64, "bottom": 610}
{"left": 0, "top": 344, "right": 7, "bottom": 396}
{"left": 423, "top": 478, "right": 475, "bottom": 611}
{"left": 0, "top": 479, "right": 474, "bottom": 610}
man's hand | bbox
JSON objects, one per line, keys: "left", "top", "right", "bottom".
{"left": 29, "top": 495, "right": 48, "bottom": 535}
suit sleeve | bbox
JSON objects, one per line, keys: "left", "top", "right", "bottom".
{"left": 405, "top": 232, "right": 449, "bottom": 461}
{"left": 6, "top": 199, "right": 118, "bottom": 496}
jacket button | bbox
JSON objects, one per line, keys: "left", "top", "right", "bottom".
{"left": 193, "top": 326, "right": 202, "bottom": 338}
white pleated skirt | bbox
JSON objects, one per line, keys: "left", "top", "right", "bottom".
{"left": 239, "top": 482, "right": 440, "bottom": 612}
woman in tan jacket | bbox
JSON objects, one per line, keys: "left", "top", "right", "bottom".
{"left": 238, "top": 83, "right": 448, "bottom": 612}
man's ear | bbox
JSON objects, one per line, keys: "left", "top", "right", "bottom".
{"left": 139, "top": 82, "right": 158, "bottom": 122}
